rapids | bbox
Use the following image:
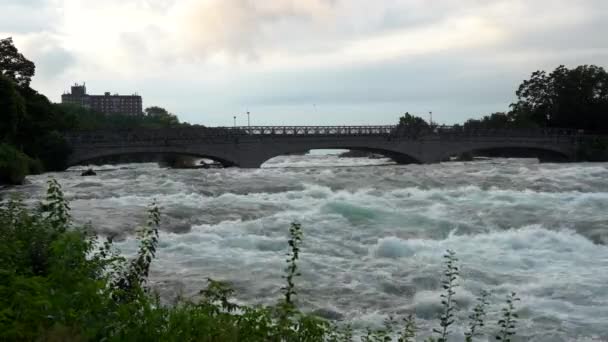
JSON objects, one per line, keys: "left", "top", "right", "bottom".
{"left": 4, "top": 154, "right": 608, "bottom": 341}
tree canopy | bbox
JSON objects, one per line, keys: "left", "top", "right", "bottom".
{"left": 510, "top": 65, "right": 608, "bottom": 130}
{"left": 0, "top": 75, "right": 26, "bottom": 143}
{"left": 144, "top": 106, "right": 180, "bottom": 126}
{"left": 0, "top": 37, "right": 35, "bottom": 88}
{"left": 398, "top": 112, "right": 429, "bottom": 130}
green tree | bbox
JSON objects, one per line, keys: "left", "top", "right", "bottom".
{"left": 0, "top": 75, "right": 26, "bottom": 143}
{"left": 510, "top": 65, "right": 608, "bottom": 130}
{"left": 26, "top": 131, "right": 72, "bottom": 171}
{"left": 145, "top": 106, "right": 170, "bottom": 117}
{"left": 462, "top": 112, "right": 530, "bottom": 130}
{"left": 0, "top": 37, "right": 35, "bottom": 88}
{"left": 398, "top": 112, "right": 429, "bottom": 130}
{"left": 145, "top": 106, "right": 180, "bottom": 126}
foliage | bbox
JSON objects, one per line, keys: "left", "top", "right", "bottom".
{"left": 465, "top": 290, "right": 490, "bottom": 341}
{"left": 62, "top": 104, "right": 185, "bottom": 131}
{"left": 145, "top": 106, "right": 180, "bottom": 127}
{"left": 0, "top": 143, "right": 40, "bottom": 185}
{"left": 0, "top": 40, "right": 74, "bottom": 181}
{"left": 398, "top": 112, "right": 430, "bottom": 131}
{"left": 511, "top": 65, "right": 608, "bottom": 131}
{"left": 417, "top": 65, "right": 608, "bottom": 134}
{"left": 433, "top": 249, "right": 459, "bottom": 341}
{"left": 398, "top": 314, "right": 417, "bottom": 342}
{"left": 496, "top": 292, "right": 520, "bottom": 342}
{"left": 282, "top": 222, "right": 302, "bottom": 308}
{"left": 26, "top": 130, "right": 73, "bottom": 172}
{"left": 462, "top": 112, "right": 537, "bottom": 130}
{"left": 0, "top": 75, "right": 26, "bottom": 144}
{"left": 0, "top": 37, "right": 35, "bottom": 87}
{"left": 0, "top": 40, "right": 189, "bottom": 182}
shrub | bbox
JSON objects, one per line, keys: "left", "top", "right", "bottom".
{"left": 0, "top": 143, "right": 36, "bottom": 184}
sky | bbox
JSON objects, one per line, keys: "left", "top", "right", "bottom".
{"left": 1, "top": 0, "right": 607, "bottom": 126}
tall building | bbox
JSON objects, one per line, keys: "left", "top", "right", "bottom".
{"left": 61, "top": 83, "right": 143, "bottom": 116}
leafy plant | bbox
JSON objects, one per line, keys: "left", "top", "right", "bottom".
{"left": 283, "top": 222, "right": 303, "bottom": 307}
{"left": 465, "top": 290, "right": 490, "bottom": 341}
{"left": 496, "top": 292, "right": 520, "bottom": 341}
{"left": 433, "top": 249, "right": 459, "bottom": 342}
{"left": 398, "top": 314, "right": 417, "bottom": 342}
{"left": 41, "top": 178, "right": 71, "bottom": 232}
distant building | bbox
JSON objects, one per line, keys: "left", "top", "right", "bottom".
{"left": 61, "top": 83, "right": 143, "bottom": 116}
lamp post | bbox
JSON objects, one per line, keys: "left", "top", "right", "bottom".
{"left": 246, "top": 111, "right": 250, "bottom": 133}
{"left": 429, "top": 111, "right": 433, "bottom": 127}
{"left": 233, "top": 115, "right": 236, "bottom": 127}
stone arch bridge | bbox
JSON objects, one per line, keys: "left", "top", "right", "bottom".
{"left": 63, "top": 126, "right": 592, "bottom": 168}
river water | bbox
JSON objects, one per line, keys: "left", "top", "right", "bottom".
{"left": 4, "top": 154, "right": 608, "bottom": 341}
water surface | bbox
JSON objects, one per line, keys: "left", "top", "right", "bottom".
{"left": 6, "top": 155, "right": 608, "bottom": 341}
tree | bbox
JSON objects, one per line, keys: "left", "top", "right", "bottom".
{"left": 145, "top": 106, "right": 170, "bottom": 117}
{"left": 462, "top": 112, "right": 529, "bottom": 130}
{"left": 145, "top": 106, "right": 180, "bottom": 127}
{"left": 0, "top": 75, "right": 26, "bottom": 143}
{"left": 26, "top": 131, "right": 72, "bottom": 171}
{"left": 398, "top": 112, "right": 429, "bottom": 130}
{"left": 0, "top": 37, "right": 35, "bottom": 88}
{"left": 510, "top": 65, "right": 608, "bottom": 130}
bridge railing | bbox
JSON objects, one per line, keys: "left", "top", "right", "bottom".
{"left": 63, "top": 125, "right": 599, "bottom": 145}
{"left": 221, "top": 126, "right": 397, "bottom": 135}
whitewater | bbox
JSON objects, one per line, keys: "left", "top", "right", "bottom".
{"left": 4, "top": 154, "right": 608, "bottom": 341}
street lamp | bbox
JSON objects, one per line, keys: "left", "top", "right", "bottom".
{"left": 429, "top": 111, "right": 433, "bottom": 127}
{"left": 233, "top": 115, "right": 236, "bottom": 127}
{"left": 246, "top": 111, "right": 250, "bottom": 128}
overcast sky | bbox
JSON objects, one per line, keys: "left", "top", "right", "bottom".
{"left": 1, "top": 0, "right": 607, "bottom": 126}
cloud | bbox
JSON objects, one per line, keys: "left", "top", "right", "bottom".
{"left": 2, "top": 0, "right": 608, "bottom": 126}
{"left": 20, "top": 34, "right": 76, "bottom": 79}
{"left": 173, "top": 0, "right": 335, "bottom": 59}
{"left": 0, "top": 1, "right": 59, "bottom": 34}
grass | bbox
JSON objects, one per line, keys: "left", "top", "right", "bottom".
{"left": 0, "top": 179, "right": 521, "bottom": 341}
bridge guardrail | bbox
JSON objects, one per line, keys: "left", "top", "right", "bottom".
{"left": 63, "top": 125, "right": 601, "bottom": 145}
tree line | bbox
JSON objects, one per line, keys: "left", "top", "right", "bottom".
{"left": 0, "top": 37, "right": 188, "bottom": 184}
{"left": 398, "top": 65, "right": 608, "bottom": 132}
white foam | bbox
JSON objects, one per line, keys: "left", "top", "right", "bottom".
{"left": 10, "top": 157, "right": 608, "bottom": 339}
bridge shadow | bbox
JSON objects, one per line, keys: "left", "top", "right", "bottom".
{"left": 72, "top": 152, "right": 235, "bottom": 168}
{"left": 447, "top": 147, "right": 572, "bottom": 163}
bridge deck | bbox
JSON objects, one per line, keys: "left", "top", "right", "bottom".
{"left": 64, "top": 125, "right": 590, "bottom": 144}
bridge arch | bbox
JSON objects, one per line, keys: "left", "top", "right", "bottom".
{"left": 67, "top": 149, "right": 240, "bottom": 168}
{"left": 255, "top": 145, "right": 423, "bottom": 167}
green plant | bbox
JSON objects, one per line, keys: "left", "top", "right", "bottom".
{"left": 465, "top": 290, "right": 490, "bottom": 341}
{"left": 496, "top": 292, "right": 520, "bottom": 341}
{"left": 0, "top": 143, "right": 32, "bottom": 184}
{"left": 283, "top": 222, "right": 303, "bottom": 308}
{"left": 433, "top": 249, "right": 459, "bottom": 342}
{"left": 398, "top": 314, "right": 417, "bottom": 342}
{"left": 41, "top": 178, "right": 71, "bottom": 232}
{"left": 277, "top": 221, "right": 304, "bottom": 331}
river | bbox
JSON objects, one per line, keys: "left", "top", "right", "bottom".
{"left": 4, "top": 153, "right": 608, "bottom": 341}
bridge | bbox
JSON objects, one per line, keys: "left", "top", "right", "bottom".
{"left": 63, "top": 125, "right": 595, "bottom": 168}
